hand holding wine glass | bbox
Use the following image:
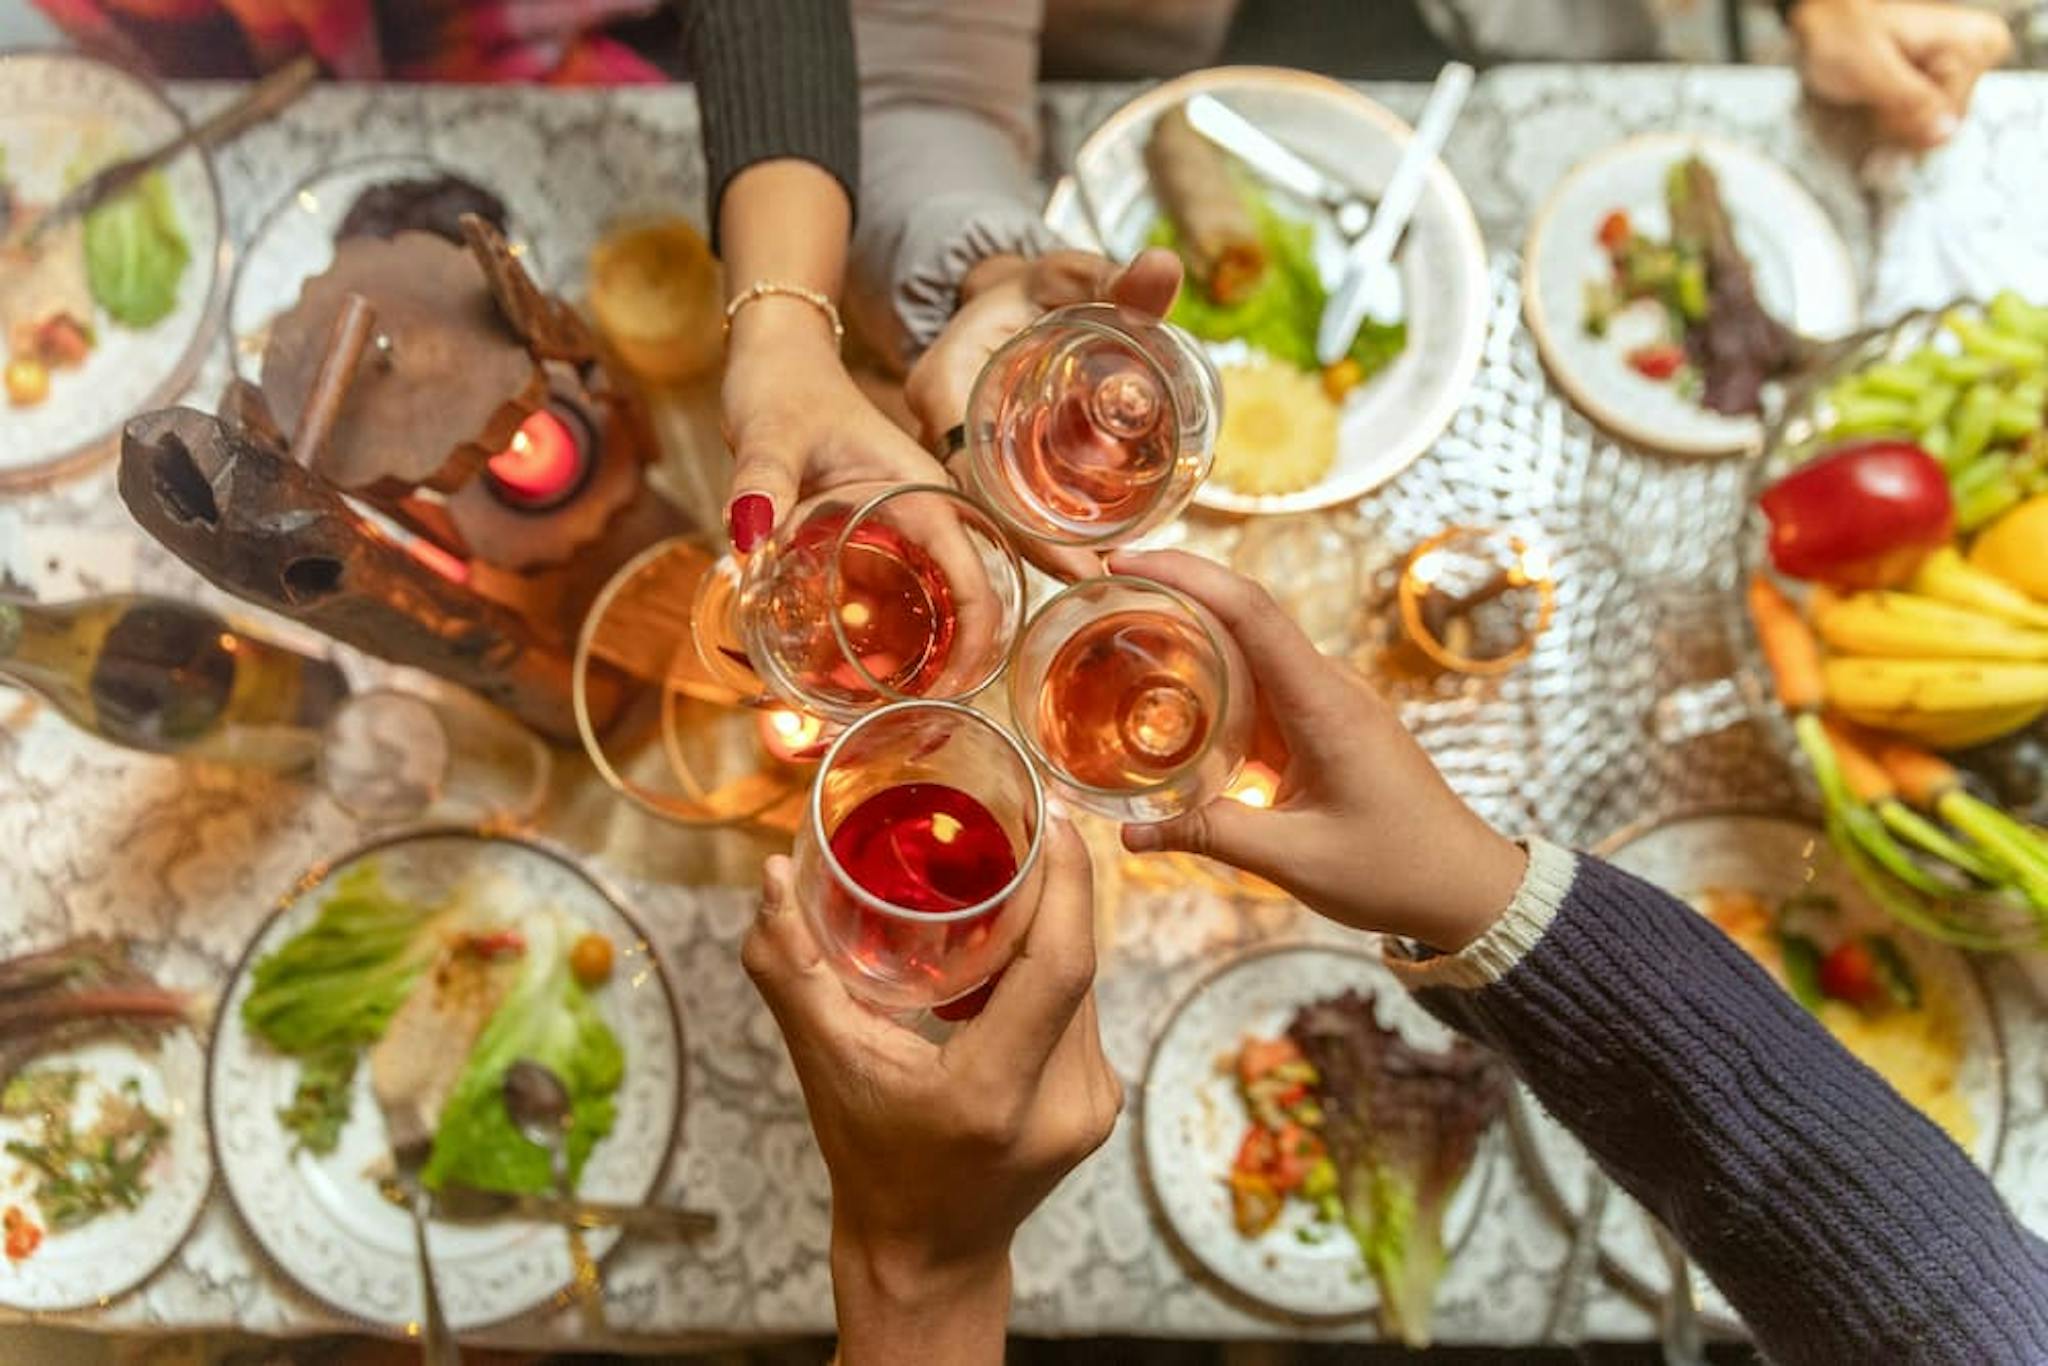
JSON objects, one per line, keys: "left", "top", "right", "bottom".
{"left": 1110, "top": 551, "right": 1528, "bottom": 953}
{"left": 744, "top": 823, "right": 1120, "bottom": 1366}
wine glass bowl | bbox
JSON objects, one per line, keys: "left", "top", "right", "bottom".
{"left": 962, "top": 303, "right": 1220, "bottom": 548}
{"left": 793, "top": 700, "right": 1047, "bottom": 1015}
{"left": 704, "top": 484, "right": 1026, "bottom": 723}
{"left": 1009, "top": 577, "right": 1252, "bottom": 823}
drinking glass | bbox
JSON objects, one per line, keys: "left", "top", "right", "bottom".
{"left": 961, "top": 303, "right": 1220, "bottom": 548}
{"left": 1396, "top": 526, "right": 1557, "bottom": 676}
{"left": 694, "top": 483, "right": 1025, "bottom": 723}
{"left": 573, "top": 536, "right": 808, "bottom": 831}
{"left": 318, "top": 687, "right": 551, "bottom": 827}
{"left": 1009, "top": 577, "right": 1252, "bottom": 822}
{"left": 792, "top": 700, "right": 1046, "bottom": 1016}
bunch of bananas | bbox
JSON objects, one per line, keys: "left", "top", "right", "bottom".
{"left": 1815, "top": 546, "right": 2048, "bottom": 748}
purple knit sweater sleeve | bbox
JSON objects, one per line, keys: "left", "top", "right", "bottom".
{"left": 1405, "top": 850, "right": 2048, "bottom": 1364}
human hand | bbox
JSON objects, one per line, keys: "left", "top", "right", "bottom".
{"left": 721, "top": 301, "right": 948, "bottom": 552}
{"left": 1791, "top": 0, "right": 2012, "bottom": 149}
{"left": 903, "top": 248, "right": 1184, "bottom": 582}
{"left": 1110, "top": 550, "right": 1527, "bottom": 952}
{"left": 743, "top": 822, "right": 1120, "bottom": 1365}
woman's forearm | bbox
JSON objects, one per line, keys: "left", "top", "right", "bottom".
{"left": 685, "top": 0, "right": 858, "bottom": 244}
{"left": 1391, "top": 842, "right": 2048, "bottom": 1364}
{"left": 720, "top": 159, "right": 852, "bottom": 303}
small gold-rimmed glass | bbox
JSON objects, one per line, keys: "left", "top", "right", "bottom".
{"left": 1396, "top": 526, "right": 1557, "bottom": 676}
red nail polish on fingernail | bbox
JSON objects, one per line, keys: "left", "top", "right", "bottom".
{"left": 729, "top": 494, "right": 773, "bottom": 553}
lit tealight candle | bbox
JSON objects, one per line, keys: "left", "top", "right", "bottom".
{"left": 758, "top": 706, "right": 829, "bottom": 764}
{"left": 1225, "top": 762, "right": 1280, "bottom": 809}
{"left": 486, "top": 407, "right": 589, "bottom": 510}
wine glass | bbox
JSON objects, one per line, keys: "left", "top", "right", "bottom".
{"left": 792, "top": 700, "right": 1047, "bottom": 1017}
{"left": 1009, "top": 577, "right": 1252, "bottom": 822}
{"left": 694, "top": 483, "right": 1026, "bottom": 723}
{"left": 960, "top": 303, "right": 1220, "bottom": 548}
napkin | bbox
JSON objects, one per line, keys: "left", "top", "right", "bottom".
{"left": 1861, "top": 116, "right": 2048, "bottom": 322}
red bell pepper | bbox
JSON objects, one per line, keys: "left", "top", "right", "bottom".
{"left": 1758, "top": 440, "right": 1954, "bottom": 589}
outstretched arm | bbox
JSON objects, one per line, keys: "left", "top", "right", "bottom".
{"left": 1113, "top": 548, "right": 2048, "bottom": 1366}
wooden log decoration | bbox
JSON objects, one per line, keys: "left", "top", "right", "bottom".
{"left": 117, "top": 406, "right": 620, "bottom": 742}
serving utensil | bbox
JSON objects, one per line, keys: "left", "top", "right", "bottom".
{"left": 1183, "top": 93, "right": 1371, "bottom": 239}
{"left": 11, "top": 55, "right": 317, "bottom": 251}
{"left": 1316, "top": 61, "right": 1474, "bottom": 366}
{"left": 391, "top": 1138, "right": 462, "bottom": 1365}
{"left": 504, "top": 1058, "right": 605, "bottom": 1324}
{"left": 428, "top": 1182, "right": 717, "bottom": 1238}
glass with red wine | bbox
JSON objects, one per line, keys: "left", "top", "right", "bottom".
{"left": 960, "top": 303, "right": 1220, "bottom": 549}
{"left": 793, "top": 700, "right": 1046, "bottom": 1016}
{"left": 1009, "top": 577, "right": 1252, "bottom": 823}
{"left": 693, "top": 483, "right": 1026, "bottom": 723}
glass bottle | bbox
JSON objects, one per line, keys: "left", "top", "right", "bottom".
{"left": 0, "top": 593, "right": 350, "bottom": 771}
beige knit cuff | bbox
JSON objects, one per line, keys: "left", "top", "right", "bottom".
{"left": 1383, "top": 838, "right": 1579, "bottom": 991}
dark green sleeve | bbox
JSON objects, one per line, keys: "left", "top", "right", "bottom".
{"left": 681, "top": 0, "right": 859, "bottom": 251}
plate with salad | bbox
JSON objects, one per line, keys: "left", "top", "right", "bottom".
{"left": 1523, "top": 133, "right": 1858, "bottom": 457}
{"left": 1513, "top": 810, "right": 2008, "bottom": 1330}
{"left": 1140, "top": 944, "right": 1504, "bottom": 1339}
{"left": 1044, "top": 66, "right": 1488, "bottom": 514}
{"left": 209, "top": 829, "right": 682, "bottom": 1332}
{"left": 0, "top": 1014, "right": 210, "bottom": 1311}
{"left": 0, "top": 51, "right": 224, "bottom": 489}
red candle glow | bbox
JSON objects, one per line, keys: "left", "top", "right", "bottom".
{"left": 486, "top": 408, "right": 588, "bottom": 510}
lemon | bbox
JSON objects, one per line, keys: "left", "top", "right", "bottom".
{"left": 1969, "top": 495, "right": 2048, "bottom": 602}
{"left": 1211, "top": 361, "right": 1339, "bottom": 496}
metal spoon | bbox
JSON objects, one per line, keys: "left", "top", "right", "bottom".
{"left": 503, "top": 1059, "right": 605, "bottom": 1327}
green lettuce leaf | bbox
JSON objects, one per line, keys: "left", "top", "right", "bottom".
{"left": 243, "top": 863, "right": 450, "bottom": 1055}
{"left": 1151, "top": 195, "right": 1406, "bottom": 378}
{"left": 420, "top": 909, "right": 624, "bottom": 1194}
{"left": 83, "top": 170, "right": 190, "bottom": 328}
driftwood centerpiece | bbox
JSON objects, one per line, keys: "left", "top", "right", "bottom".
{"left": 119, "top": 407, "right": 617, "bottom": 742}
{"left": 120, "top": 214, "right": 684, "bottom": 742}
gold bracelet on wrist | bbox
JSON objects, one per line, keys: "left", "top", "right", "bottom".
{"left": 723, "top": 280, "right": 845, "bottom": 343}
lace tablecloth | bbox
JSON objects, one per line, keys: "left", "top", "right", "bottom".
{"left": 2, "top": 67, "right": 2044, "bottom": 1349}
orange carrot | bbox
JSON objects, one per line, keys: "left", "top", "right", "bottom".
{"left": 1749, "top": 575, "right": 1824, "bottom": 712}
{"left": 1872, "top": 739, "right": 1961, "bottom": 810}
{"left": 1821, "top": 715, "right": 1895, "bottom": 804}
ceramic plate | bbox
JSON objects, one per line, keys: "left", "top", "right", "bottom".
{"left": 1512, "top": 811, "right": 2007, "bottom": 1332}
{"left": 229, "top": 153, "right": 542, "bottom": 383}
{"left": 1140, "top": 943, "right": 1500, "bottom": 1320}
{"left": 1044, "top": 66, "right": 1489, "bottom": 515}
{"left": 0, "top": 1031, "right": 212, "bottom": 1311}
{"left": 1522, "top": 132, "right": 1858, "bottom": 457}
{"left": 0, "top": 51, "right": 225, "bottom": 489}
{"left": 210, "top": 830, "right": 682, "bottom": 1332}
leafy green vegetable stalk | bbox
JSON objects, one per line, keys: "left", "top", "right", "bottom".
{"left": 83, "top": 170, "right": 190, "bottom": 328}
{"left": 1288, "top": 991, "right": 1504, "bottom": 1347}
{"left": 421, "top": 909, "right": 624, "bottom": 1194}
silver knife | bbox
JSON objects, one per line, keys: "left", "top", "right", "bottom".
{"left": 1184, "top": 94, "right": 1367, "bottom": 234}
{"left": 430, "top": 1181, "right": 719, "bottom": 1238}
{"left": 1315, "top": 62, "right": 1475, "bottom": 367}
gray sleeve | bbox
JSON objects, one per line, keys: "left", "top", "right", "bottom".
{"left": 848, "top": 0, "right": 1066, "bottom": 368}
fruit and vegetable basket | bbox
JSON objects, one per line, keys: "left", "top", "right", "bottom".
{"left": 1738, "top": 294, "right": 2048, "bottom": 952}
